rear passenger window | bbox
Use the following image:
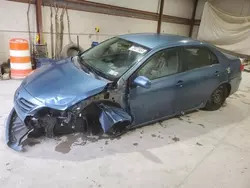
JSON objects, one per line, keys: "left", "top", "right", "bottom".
{"left": 181, "top": 47, "right": 218, "bottom": 71}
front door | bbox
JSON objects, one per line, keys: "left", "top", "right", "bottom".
{"left": 128, "top": 47, "right": 181, "bottom": 125}
{"left": 175, "top": 47, "right": 227, "bottom": 113}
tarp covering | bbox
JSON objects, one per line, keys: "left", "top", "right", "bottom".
{"left": 198, "top": 2, "right": 250, "bottom": 56}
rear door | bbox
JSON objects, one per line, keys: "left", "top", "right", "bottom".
{"left": 175, "top": 46, "right": 227, "bottom": 113}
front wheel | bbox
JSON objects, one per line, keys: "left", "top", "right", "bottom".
{"left": 204, "top": 85, "right": 227, "bottom": 111}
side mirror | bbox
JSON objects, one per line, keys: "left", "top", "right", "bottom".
{"left": 133, "top": 76, "right": 151, "bottom": 89}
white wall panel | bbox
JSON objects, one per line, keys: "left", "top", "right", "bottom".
{"left": 42, "top": 7, "right": 157, "bottom": 35}
{"left": 88, "top": 0, "right": 160, "bottom": 13}
{"left": 164, "top": 0, "right": 193, "bottom": 19}
{"left": 161, "top": 22, "right": 190, "bottom": 36}
{"left": 0, "top": 1, "right": 36, "bottom": 32}
{"left": 0, "top": 1, "right": 36, "bottom": 62}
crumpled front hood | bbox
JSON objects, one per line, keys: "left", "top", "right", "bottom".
{"left": 22, "top": 58, "right": 109, "bottom": 110}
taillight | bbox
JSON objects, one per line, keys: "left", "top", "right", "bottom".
{"left": 240, "top": 63, "right": 244, "bottom": 71}
{"left": 239, "top": 58, "right": 245, "bottom": 71}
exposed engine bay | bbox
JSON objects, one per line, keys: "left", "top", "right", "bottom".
{"left": 26, "top": 101, "right": 131, "bottom": 138}
{"left": 6, "top": 88, "right": 132, "bottom": 151}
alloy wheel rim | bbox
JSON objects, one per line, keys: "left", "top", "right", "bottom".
{"left": 212, "top": 88, "right": 223, "bottom": 104}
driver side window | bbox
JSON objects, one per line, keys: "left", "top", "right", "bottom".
{"left": 138, "top": 48, "right": 180, "bottom": 80}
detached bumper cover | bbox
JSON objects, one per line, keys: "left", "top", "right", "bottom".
{"left": 98, "top": 104, "right": 132, "bottom": 133}
{"left": 5, "top": 108, "right": 33, "bottom": 151}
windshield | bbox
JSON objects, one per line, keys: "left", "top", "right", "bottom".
{"left": 80, "top": 37, "right": 150, "bottom": 80}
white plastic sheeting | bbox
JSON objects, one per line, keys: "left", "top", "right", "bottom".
{"left": 198, "top": 2, "right": 250, "bottom": 56}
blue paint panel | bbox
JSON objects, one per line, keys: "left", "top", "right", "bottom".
{"left": 23, "top": 58, "right": 108, "bottom": 110}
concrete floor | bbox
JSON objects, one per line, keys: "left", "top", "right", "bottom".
{"left": 0, "top": 73, "right": 250, "bottom": 188}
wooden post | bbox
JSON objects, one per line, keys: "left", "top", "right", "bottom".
{"left": 189, "top": 0, "right": 199, "bottom": 37}
{"left": 157, "top": 0, "right": 164, "bottom": 34}
{"left": 36, "top": 0, "right": 43, "bottom": 44}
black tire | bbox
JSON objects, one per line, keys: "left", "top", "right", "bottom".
{"left": 60, "top": 42, "right": 84, "bottom": 58}
{"left": 204, "top": 85, "right": 227, "bottom": 111}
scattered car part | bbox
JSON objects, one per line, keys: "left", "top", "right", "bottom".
{"left": 98, "top": 103, "right": 132, "bottom": 134}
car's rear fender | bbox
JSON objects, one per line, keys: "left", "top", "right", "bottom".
{"left": 226, "top": 58, "right": 242, "bottom": 95}
{"left": 216, "top": 51, "right": 242, "bottom": 95}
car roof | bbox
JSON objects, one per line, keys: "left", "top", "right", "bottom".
{"left": 119, "top": 33, "right": 202, "bottom": 49}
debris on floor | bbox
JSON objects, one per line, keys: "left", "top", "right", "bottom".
{"left": 0, "top": 59, "right": 10, "bottom": 80}
{"left": 243, "top": 59, "right": 250, "bottom": 72}
{"left": 244, "top": 65, "right": 250, "bottom": 72}
{"left": 196, "top": 142, "right": 203, "bottom": 146}
{"left": 2, "top": 73, "right": 10, "bottom": 80}
{"left": 172, "top": 136, "right": 180, "bottom": 142}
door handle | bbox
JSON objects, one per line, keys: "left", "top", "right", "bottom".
{"left": 176, "top": 80, "right": 184, "bottom": 87}
{"left": 214, "top": 71, "right": 220, "bottom": 77}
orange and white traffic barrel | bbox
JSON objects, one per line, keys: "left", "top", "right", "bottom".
{"left": 9, "top": 38, "right": 32, "bottom": 79}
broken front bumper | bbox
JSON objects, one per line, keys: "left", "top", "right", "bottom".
{"left": 5, "top": 108, "right": 33, "bottom": 151}
{"left": 6, "top": 100, "right": 133, "bottom": 151}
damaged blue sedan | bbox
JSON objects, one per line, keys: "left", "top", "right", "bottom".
{"left": 6, "top": 33, "right": 243, "bottom": 151}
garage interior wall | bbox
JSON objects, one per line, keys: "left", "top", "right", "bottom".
{"left": 0, "top": 1, "right": 37, "bottom": 63}
{"left": 0, "top": 0, "right": 196, "bottom": 61}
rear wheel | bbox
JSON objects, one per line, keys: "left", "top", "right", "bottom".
{"left": 204, "top": 85, "right": 227, "bottom": 111}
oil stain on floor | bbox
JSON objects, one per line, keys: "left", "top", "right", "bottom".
{"left": 23, "top": 138, "right": 41, "bottom": 147}
{"left": 55, "top": 134, "right": 81, "bottom": 154}
{"left": 55, "top": 133, "right": 110, "bottom": 154}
